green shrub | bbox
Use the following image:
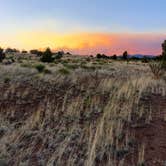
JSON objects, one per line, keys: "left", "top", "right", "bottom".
{"left": 40, "top": 48, "right": 54, "bottom": 63}
{"left": 54, "top": 51, "right": 64, "bottom": 59}
{"left": 44, "top": 69, "right": 52, "bottom": 74}
{"left": 61, "top": 60, "right": 68, "bottom": 64}
{"left": 63, "top": 63, "right": 79, "bottom": 70}
{"left": 4, "top": 77, "right": 10, "bottom": 83}
{"left": 35, "top": 64, "right": 45, "bottom": 73}
{"left": 59, "top": 68, "right": 70, "bottom": 75}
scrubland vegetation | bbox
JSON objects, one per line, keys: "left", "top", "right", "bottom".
{"left": 0, "top": 42, "right": 166, "bottom": 166}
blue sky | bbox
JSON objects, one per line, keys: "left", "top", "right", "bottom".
{"left": 0, "top": 0, "right": 166, "bottom": 54}
{"left": 1, "top": 0, "right": 166, "bottom": 33}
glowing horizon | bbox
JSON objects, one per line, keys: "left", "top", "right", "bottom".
{"left": 0, "top": 31, "right": 165, "bottom": 55}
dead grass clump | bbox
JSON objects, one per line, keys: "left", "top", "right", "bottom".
{"left": 149, "top": 62, "right": 165, "bottom": 79}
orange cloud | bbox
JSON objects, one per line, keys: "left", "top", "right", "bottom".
{"left": 2, "top": 31, "right": 165, "bottom": 55}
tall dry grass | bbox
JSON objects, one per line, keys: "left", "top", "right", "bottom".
{"left": 0, "top": 61, "right": 165, "bottom": 165}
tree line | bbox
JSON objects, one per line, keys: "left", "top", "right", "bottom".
{"left": 96, "top": 51, "right": 128, "bottom": 60}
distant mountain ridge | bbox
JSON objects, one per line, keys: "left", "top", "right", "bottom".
{"left": 128, "top": 54, "right": 157, "bottom": 58}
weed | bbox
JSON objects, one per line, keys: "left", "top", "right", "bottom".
{"left": 4, "top": 77, "right": 10, "bottom": 83}
{"left": 63, "top": 63, "right": 79, "bottom": 70}
{"left": 149, "top": 62, "right": 165, "bottom": 79}
{"left": 35, "top": 64, "right": 45, "bottom": 73}
{"left": 44, "top": 69, "right": 52, "bottom": 74}
{"left": 58, "top": 68, "right": 70, "bottom": 75}
{"left": 21, "top": 63, "right": 32, "bottom": 68}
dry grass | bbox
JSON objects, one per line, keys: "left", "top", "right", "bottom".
{"left": 0, "top": 56, "right": 166, "bottom": 165}
{"left": 149, "top": 61, "right": 165, "bottom": 79}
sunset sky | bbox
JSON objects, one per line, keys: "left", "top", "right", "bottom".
{"left": 0, "top": 0, "right": 166, "bottom": 55}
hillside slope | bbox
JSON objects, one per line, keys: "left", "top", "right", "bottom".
{"left": 0, "top": 62, "right": 166, "bottom": 166}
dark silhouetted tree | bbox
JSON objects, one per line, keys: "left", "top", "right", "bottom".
{"left": 22, "top": 50, "right": 28, "bottom": 54}
{"left": 30, "top": 49, "right": 38, "bottom": 54}
{"left": 96, "top": 53, "right": 102, "bottom": 59}
{"left": 96, "top": 53, "right": 109, "bottom": 59}
{"left": 5, "top": 48, "right": 19, "bottom": 53}
{"left": 0, "top": 48, "right": 3, "bottom": 55}
{"left": 162, "top": 40, "right": 166, "bottom": 61}
{"left": 123, "top": 51, "right": 128, "bottom": 60}
{"left": 112, "top": 54, "right": 117, "bottom": 60}
{"left": 0, "top": 48, "right": 5, "bottom": 62}
{"left": 101, "top": 54, "right": 108, "bottom": 59}
{"left": 142, "top": 56, "right": 149, "bottom": 63}
{"left": 55, "top": 51, "right": 64, "bottom": 59}
{"left": 41, "top": 48, "right": 54, "bottom": 63}
{"left": 30, "top": 50, "right": 43, "bottom": 56}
